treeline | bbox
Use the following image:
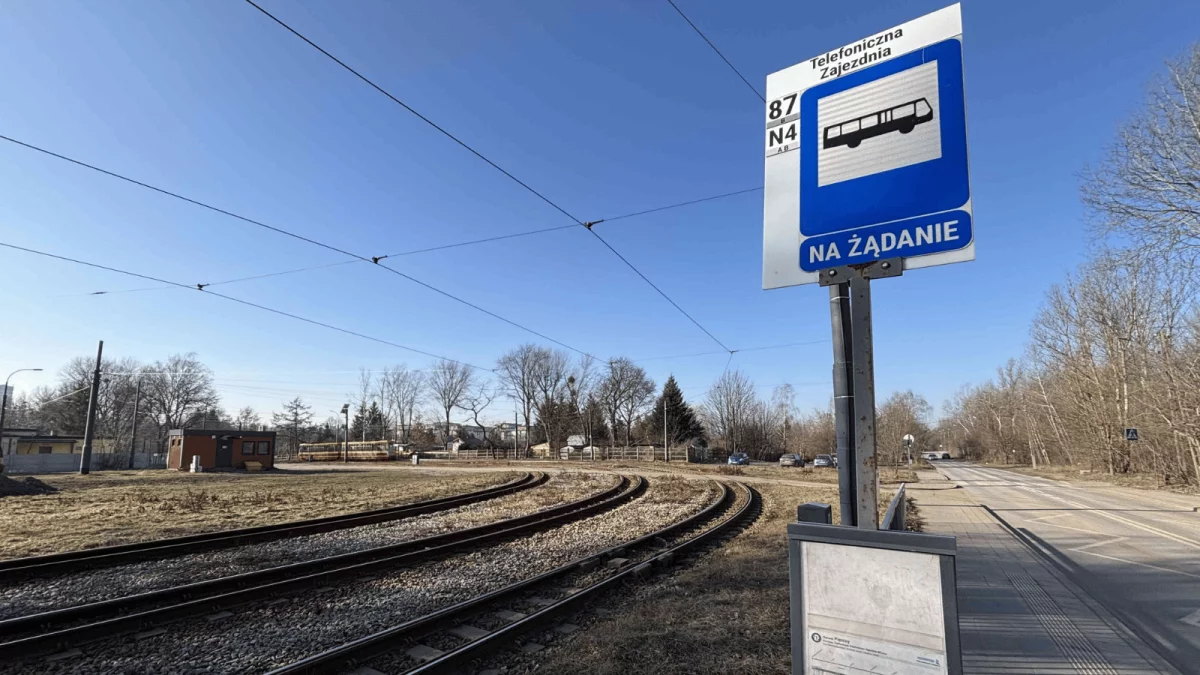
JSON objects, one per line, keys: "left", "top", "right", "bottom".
{"left": 9, "top": 339, "right": 944, "bottom": 463}
{"left": 5, "top": 353, "right": 226, "bottom": 454}
{"left": 941, "top": 46, "right": 1200, "bottom": 487}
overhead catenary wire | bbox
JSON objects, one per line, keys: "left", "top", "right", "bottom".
{"left": 84, "top": 187, "right": 762, "bottom": 296}
{"left": 0, "top": 241, "right": 489, "bottom": 370}
{"left": 665, "top": 0, "right": 765, "bottom": 103}
{"left": 244, "top": 0, "right": 733, "bottom": 353}
{"left": 0, "top": 134, "right": 592, "bottom": 357}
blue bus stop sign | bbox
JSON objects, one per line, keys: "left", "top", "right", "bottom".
{"left": 763, "top": 4, "right": 973, "bottom": 289}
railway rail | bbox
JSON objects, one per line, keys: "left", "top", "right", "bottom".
{"left": 0, "top": 474, "right": 643, "bottom": 663}
{"left": 0, "top": 471, "right": 545, "bottom": 581}
{"left": 269, "top": 481, "right": 758, "bottom": 675}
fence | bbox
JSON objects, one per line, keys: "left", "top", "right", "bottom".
{"left": 450, "top": 446, "right": 691, "bottom": 462}
{"left": 882, "top": 483, "right": 908, "bottom": 531}
{"left": 2, "top": 451, "right": 166, "bottom": 475}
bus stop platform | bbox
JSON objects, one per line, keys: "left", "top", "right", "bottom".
{"left": 908, "top": 474, "right": 1177, "bottom": 675}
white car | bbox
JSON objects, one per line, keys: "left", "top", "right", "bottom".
{"left": 923, "top": 452, "right": 940, "bottom": 461}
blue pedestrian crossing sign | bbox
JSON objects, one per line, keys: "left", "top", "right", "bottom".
{"left": 762, "top": 4, "right": 974, "bottom": 289}
{"left": 1125, "top": 428, "right": 1138, "bottom": 442}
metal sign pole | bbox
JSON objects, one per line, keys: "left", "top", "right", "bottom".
{"left": 848, "top": 272, "right": 879, "bottom": 529}
{"left": 828, "top": 282, "right": 857, "bottom": 527}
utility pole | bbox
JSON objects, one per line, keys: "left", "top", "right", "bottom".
{"left": 79, "top": 340, "right": 104, "bottom": 476}
{"left": 127, "top": 379, "right": 141, "bottom": 470}
{"left": 663, "top": 395, "right": 668, "bottom": 462}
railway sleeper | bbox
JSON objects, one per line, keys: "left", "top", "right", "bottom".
{"left": 0, "top": 475, "right": 643, "bottom": 664}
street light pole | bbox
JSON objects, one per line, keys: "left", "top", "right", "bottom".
{"left": 1, "top": 367, "right": 44, "bottom": 460}
{"left": 341, "top": 404, "right": 350, "bottom": 463}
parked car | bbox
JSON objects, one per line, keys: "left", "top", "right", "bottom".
{"left": 813, "top": 454, "right": 834, "bottom": 468}
{"left": 923, "top": 452, "right": 940, "bottom": 461}
{"left": 779, "top": 453, "right": 804, "bottom": 467}
{"left": 941, "top": 452, "right": 951, "bottom": 460}
{"left": 727, "top": 452, "right": 750, "bottom": 466}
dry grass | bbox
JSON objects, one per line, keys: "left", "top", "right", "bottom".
{"left": 1000, "top": 463, "right": 1199, "bottom": 494}
{"left": 0, "top": 468, "right": 519, "bottom": 559}
{"left": 529, "top": 482, "right": 915, "bottom": 675}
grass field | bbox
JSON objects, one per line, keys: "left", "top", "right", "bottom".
{"left": 0, "top": 467, "right": 518, "bottom": 559}
{"left": 998, "top": 463, "right": 1198, "bottom": 494}
{"left": 526, "top": 477, "right": 915, "bottom": 675}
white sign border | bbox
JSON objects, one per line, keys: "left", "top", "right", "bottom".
{"left": 763, "top": 4, "right": 971, "bottom": 290}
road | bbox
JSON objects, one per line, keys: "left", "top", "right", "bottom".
{"left": 934, "top": 462, "right": 1200, "bottom": 671}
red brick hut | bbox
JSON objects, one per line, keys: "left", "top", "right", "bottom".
{"left": 167, "top": 429, "right": 277, "bottom": 471}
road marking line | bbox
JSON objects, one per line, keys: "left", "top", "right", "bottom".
{"left": 1030, "top": 513, "right": 1072, "bottom": 523}
{"left": 1071, "top": 536, "right": 1128, "bottom": 552}
{"left": 1035, "top": 522, "right": 1112, "bottom": 536}
{"left": 1068, "top": 548, "right": 1200, "bottom": 580}
{"left": 1181, "top": 608, "right": 1200, "bottom": 628}
{"left": 1022, "top": 487, "right": 1200, "bottom": 550}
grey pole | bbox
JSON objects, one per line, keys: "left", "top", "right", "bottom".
{"left": 848, "top": 275, "right": 879, "bottom": 528}
{"left": 127, "top": 379, "right": 141, "bottom": 470}
{"left": 79, "top": 340, "right": 104, "bottom": 476}
{"left": 663, "top": 395, "right": 668, "bottom": 462}
{"left": 343, "top": 405, "right": 350, "bottom": 463}
{"left": 829, "top": 283, "right": 857, "bottom": 527}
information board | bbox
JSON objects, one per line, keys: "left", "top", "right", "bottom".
{"left": 763, "top": 4, "right": 973, "bottom": 289}
{"left": 788, "top": 523, "right": 962, "bottom": 675}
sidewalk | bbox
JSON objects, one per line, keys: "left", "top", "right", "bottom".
{"left": 910, "top": 472, "right": 1176, "bottom": 675}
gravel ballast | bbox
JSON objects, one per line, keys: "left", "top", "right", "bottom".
{"left": 14, "top": 476, "right": 717, "bottom": 675}
{"left": 0, "top": 472, "right": 614, "bottom": 621}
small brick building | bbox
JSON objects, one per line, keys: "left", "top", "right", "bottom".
{"left": 167, "top": 429, "right": 277, "bottom": 471}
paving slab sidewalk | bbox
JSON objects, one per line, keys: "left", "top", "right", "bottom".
{"left": 909, "top": 471, "right": 1177, "bottom": 675}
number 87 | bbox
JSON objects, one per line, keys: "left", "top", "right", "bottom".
{"left": 769, "top": 94, "right": 798, "bottom": 120}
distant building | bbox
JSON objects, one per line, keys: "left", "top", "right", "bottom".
{"left": 1, "top": 428, "right": 42, "bottom": 457}
{"left": 496, "top": 422, "right": 532, "bottom": 445}
{"left": 167, "top": 429, "right": 277, "bottom": 471}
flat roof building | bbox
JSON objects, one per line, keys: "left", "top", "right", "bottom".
{"left": 167, "top": 429, "right": 277, "bottom": 471}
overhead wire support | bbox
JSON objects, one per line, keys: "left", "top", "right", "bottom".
{"left": 0, "top": 134, "right": 591, "bottom": 358}
{"left": 665, "top": 0, "right": 765, "bottom": 103}
{"left": 0, "top": 241, "right": 489, "bottom": 370}
{"left": 244, "top": 0, "right": 733, "bottom": 353}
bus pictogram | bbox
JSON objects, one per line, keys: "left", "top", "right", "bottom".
{"left": 823, "top": 97, "right": 934, "bottom": 149}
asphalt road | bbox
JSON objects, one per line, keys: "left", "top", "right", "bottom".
{"left": 935, "top": 462, "right": 1200, "bottom": 669}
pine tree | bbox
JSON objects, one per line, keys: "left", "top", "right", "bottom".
{"left": 645, "top": 376, "right": 704, "bottom": 446}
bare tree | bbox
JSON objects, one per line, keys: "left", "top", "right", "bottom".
{"left": 702, "top": 369, "right": 755, "bottom": 453}
{"left": 1082, "top": 45, "right": 1200, "bottom": 267}
{"left": 381, "top": 365, "right": 425, "bottom": 444}
{"left": 427, "top": 359, "right": 474, "bottom": 446}
{"left": 618, "top": 369, "right": 655, "bottom": 450}
{"left": 566, "top": 356, "right": 598, "bottom": 446}
{"left": 234, "top": 406, "right": 260, "bottom": 431}
{"left": 598, "top": 357, "right": 639, "bottom": 449}
{"left": 531, "top": 347, "right": 570, "bottom": 451}
{"left": 461, "top": 380, "right": 499, "bottom": 453}
{"left": 141, "top": 353, "right": 219, "bottom": 447}
{"left": 496, "top": 345, "right": 541, "bottom": 454}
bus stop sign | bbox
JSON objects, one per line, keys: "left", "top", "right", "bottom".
{"left": 763, "top": 4, "right": 973, "bottom": 289}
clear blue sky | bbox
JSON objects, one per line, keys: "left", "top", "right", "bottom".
{"left": 1, "top": 0, "right": 1196, "bottom": 422}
